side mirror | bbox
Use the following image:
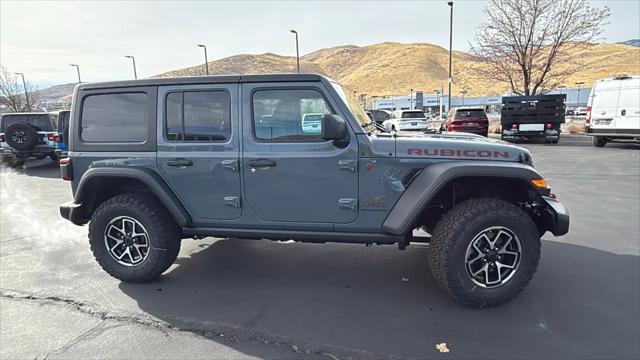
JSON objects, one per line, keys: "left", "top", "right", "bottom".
{"left": 321, "top": 114, "right": 347, "bottom": 143}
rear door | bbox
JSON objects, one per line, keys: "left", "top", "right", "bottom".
{"left": 615, "top": 77, "right": 640, "bottom": 132}
{"left": 156, "top": 84, "right": 242, "bottom": 223}
{"left": 590, "top": 80, "right": 621, "bottom": 130}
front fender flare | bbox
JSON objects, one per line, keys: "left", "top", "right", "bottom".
{"left": 72, "top": 167, "right": 190, "bottom": 226}
{"left": 382, "top": 161, "right": 544, "bottom": 235}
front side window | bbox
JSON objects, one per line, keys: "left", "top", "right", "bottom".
{"left": 81, "top": 93, "right": 148, "bottom": 142}
{"left": 252, "top": 89, "right": 332, "bottom": 141}
{"left": 165, "top": 90, "right": 231, "bottom": 142}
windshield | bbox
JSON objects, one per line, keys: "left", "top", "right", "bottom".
{"left": 456, "top": 109, "right": 486, "bottom": 117}
{"left": 330, "top": 81, "right": 370, "bottom": 128}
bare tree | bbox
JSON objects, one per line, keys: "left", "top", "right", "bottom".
{"left": 471, "top": 0, "right": 610, "bottom": 96}
{"left": 0, "top": 66, "right": 40, "bottom": 112}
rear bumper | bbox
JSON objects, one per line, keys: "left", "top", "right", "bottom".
{"left": 449, "top": 127, "right": 488, "bottom": 135}
{"left": 541, "top": 196, "right": 570, "bottom": 236}
{"left": 59, "top": 201, "right": 87, "bottom": 226}
{"left": 2, "top": 145, "right": 57, "bottom": 157}
{"left": 502, "top": 129, "right": 559, "bottom": 139}
{"left": 587, "top": 127, "right": 640, "bottom": 138}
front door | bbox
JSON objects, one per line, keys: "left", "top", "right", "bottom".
{"left": 241, "top": 83, "right": 359, "bottom": 224}
{"left": 157, "top": 84, "right": 241, "bottom": 223}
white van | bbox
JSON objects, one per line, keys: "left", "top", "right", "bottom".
{"left": 586, "top": 75, "right": 640, "bottom": 147}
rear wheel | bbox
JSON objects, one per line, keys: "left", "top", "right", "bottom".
{"left": 89, "top": 193, "right": 181, "bottom": 282}
{"left": 427, "top": 198, "right": 541, "bottom": 308}
{"left": 592, "top": 136, "right": 607, "bottom": 147}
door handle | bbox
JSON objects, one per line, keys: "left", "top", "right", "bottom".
{"left": 248, "top": 159, "right": 276, "bottom": 168}
{"left": 167, "top": 158, "right": 193, "bottom": 167}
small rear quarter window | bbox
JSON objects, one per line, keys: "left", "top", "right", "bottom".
{"left": 81, "top": 92, "right": 148, "bottom": 142}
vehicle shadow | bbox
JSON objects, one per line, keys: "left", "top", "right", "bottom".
{"left": 17, "top": 159, "right": 60, "bottom": 179}
{"left": 119, "top": 239, "right": 639, "bottom": 359}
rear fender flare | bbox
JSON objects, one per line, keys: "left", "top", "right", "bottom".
{"left": 382, "top": 161, "right": 544, "bottom": 235}
{"left": 74, "top": 167, "right": 190, "bottom": 226}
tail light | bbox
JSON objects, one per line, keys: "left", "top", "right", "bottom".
{"left": 546, "top": 123, "right": 552, "bottom": 129}
{"left": 53, "top": 134, "right": 62, "bottom": 143}
{"left": 59, "top": 157, "right": 72, "bottom": 181}
{"left": 511, "top": 124, "right": 518, "bottom": 129}
{"left": 585, "top": 106, "right": 592, "bottom": 124}
{"left": 0, "top": 133, "right": 4, "bottom": 142}
{"left": 47, "top": 133, "right": 55, "bottom": 141}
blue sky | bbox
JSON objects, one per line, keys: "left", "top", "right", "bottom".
{"left": 1, "top": 0, "right": 638, "bottom": 88}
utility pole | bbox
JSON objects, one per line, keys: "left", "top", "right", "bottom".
{"left": 70, "top": 64, "right": 81, "bottom": 83}
{"left": 197, "top": 44, "right": 209, "bottom": 75}
{"left": 14, "top": 72, "right": 31, "bottom": 111}
{"left": 290, "top": 30, "right": 300, "bottom": 74}
{"left": 460, "top": 89, "right": 467, "bottom": 106}
{"left": 125, "top": 56, "right": 137, "bottom": 79}
{"left": 447, "top": 1, "right": 454, "bottom": 111}
{"left": 410, "top": 88, "right": 414, "bottom": 109}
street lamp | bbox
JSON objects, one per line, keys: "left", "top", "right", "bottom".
{"left": 410, "top": 88, "right": 414, "bottom": 109}
{"left": 197, "top": 44, "right": 209, "bottom": 75}
{"left": 14, "top": 72, "right": 31, "bottom": 111}
{"left": 290, "top": 30, "right": 300, "bottom": 74}
{"left": 125, "top": 55, "right": 137, "bottom": 80}
{"left": 575, "top": 81, "right": 585, "bottom": 107}
{"left": 70, "top": 64, "right": 81, "bottom": 83}
{"left": 447, "top": 1, "right": 454, "bottom": 111}
{"left": 460, "top": 89, "right": 468, "bottom": 106}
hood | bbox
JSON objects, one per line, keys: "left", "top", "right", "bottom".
{"left": 370, "top": 131, "right": 533, "bottom": 164}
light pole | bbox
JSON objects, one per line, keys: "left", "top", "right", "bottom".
{"left": 575, "top": 81, "right": 585, "bottom": 107}
{"left": 70, "top": 64, "right": 81, "bottom": 83}
{"left": 290, "top": 30, "right": 300, "bottom": 74}
{"left": 434, "top": 88, "right": 441, "bottom": 117}
{"left": 410, "top": 88, "right": 414, "bottom": 109}
{"left": 460, "top": 89, "right": 467, "bottom": 106}
{"left": 14, "top": 72, "right": 31, "bottom": 111}
{"left": 447, "top": 1, "right": 454, "bottom": 111}
{"left": 558, "top": 85, "right": 566, "bottom": 95}
{"left": 125, "top": 55, "right": 137, "bottom": 79}
{"left": 197, "top": 44, "right": 209, "bottom": 75}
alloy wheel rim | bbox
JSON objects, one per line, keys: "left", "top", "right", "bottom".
{"left": 11, "top": 130, "right": 26, "bottom": 143}
{"left": 465, "top": 226, "right": 522, "bottom": 288}
{"left": 104, "top": 216, "right": 150, "bottom": 266}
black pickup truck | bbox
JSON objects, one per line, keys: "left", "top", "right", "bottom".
{"left": 501, "top": 94, "right": 566, "bottom": 143}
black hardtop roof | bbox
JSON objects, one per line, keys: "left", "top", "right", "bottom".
{"left": 77, "top": 73, "right": 328, "bottom": 91}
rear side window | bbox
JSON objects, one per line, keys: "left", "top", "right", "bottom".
{"left": 165, "top": 90, "right": 231, "bottom": 142}
{"left": 81, "top": 93, "right": 148, "bottom": 142}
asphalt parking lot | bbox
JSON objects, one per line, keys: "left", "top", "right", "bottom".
{"left": 1, "top": 135, "right": 639, "bottom": 359}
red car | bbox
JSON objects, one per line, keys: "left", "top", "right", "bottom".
{"left": 445, "top": 107, "right": 489, "bottom": 136}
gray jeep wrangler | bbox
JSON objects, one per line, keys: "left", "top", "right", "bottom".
{"left": 59, "top": 74, "right": 569, "bottom": 307}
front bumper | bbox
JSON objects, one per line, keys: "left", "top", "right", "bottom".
{"left": 60, "top": 201, "right": 87, "bottom": 226}
{"left": 541, "top": 196, "right": 570, "bottom": 236}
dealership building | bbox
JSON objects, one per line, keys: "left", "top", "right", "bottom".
{"left": 368, "top": 87, "right": 590, "bottom": 114}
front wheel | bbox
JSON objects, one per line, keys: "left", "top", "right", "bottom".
{"left": 427, "top": 198, "right": 541, "bottom": 308}
{"left": 89, "top": 193, "right": 181, "bottom": 282}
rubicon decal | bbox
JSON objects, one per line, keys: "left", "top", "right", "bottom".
{"left": 407, "top": 148, "right": 510, "bottom": 158}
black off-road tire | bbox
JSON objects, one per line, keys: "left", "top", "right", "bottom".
{"left": 592, "top": 136, "right": 607, "bottom": 147}
{"left": 427, "top": 198, "right": 541, "bottom": 308}
{"left": 89, "top": 193, "right": 181, "bottom": 283}
{"left": 5, "top": 123, "right": 38, "bottom": 151}
{"left": 49, "top": 153, "right": 59, "bottom": 162}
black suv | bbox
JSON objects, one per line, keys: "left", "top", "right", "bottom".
{"left": 0, "top": 112, "right": 59, "bottom": 167}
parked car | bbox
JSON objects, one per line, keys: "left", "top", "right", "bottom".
{"left": 382, "top": 109, "right": 429, "bottom": 131}
{"left": 301, "top": 113, "right": 322, "bottom": 134}
{"left": 0, "top": 112, "right": 59, "bottom": 167}
{"left": 445, "top": 107, "right": 490, "bottom": 136}
{"left": 59, "top": 74, "right": 569, "bottom": 308}
{"left": 55, "top": 110, "right": 71, "bottom": 157}
{"left": 500, "top": 94, "right": 566, "bottom": 143}
{"left": 586, "top": 75, "right": 640, "bottom": 147}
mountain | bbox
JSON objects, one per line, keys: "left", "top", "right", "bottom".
{"left": 156, "top": 42, "right": 640, "bottom": 97}
{"left": 35, "top": 83, "right": 76, "bottom": 103}
{"left": 39, "top": 42, "right": 639, "bottom": 102}
{"left": 618, "top": 39, "right": 640, "bottom": 47}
